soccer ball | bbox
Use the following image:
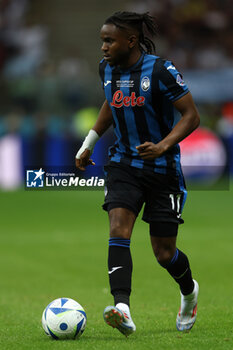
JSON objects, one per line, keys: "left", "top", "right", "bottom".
{"left": 42, "top": 297, "right": 86, "bottom": 340}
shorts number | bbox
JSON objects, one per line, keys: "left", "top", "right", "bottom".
{"left": 169, "top": 194, "right": 181, "bottom": 214}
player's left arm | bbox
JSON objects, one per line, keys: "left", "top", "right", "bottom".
{"left": 136, "top": 92, "right": 200, "bottom": 159}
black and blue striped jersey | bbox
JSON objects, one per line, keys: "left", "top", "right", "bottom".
{"left": 99, "top": 52, "right": 189, "bottom": 175}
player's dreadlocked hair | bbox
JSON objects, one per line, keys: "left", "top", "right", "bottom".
{"left": 104, "top": 11, "right": 157, "bottom": 54}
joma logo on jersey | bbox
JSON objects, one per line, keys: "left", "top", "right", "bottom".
{"left": 111, "top": 90, "right": 145, "bottom": 108}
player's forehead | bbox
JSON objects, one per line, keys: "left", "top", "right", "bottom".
{"left": 100, "top": 23, "right": 127, "bottom": 40}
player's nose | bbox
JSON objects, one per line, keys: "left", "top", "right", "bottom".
{"left": 101, "top": 42, "right": 108, "bottom": 52}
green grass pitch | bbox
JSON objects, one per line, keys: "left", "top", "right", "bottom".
{"left": 0, "top": 184, "right": 232, "bottom": 350}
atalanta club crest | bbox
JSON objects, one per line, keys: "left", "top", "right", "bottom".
{"left": 141, "top": 76, "right": 150, "bottom": 91}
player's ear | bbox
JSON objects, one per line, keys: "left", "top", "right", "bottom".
{"left": 128, "top": 35, "right": 137, "bottom": 49}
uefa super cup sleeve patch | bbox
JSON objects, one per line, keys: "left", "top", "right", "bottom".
{"left": 176, "top": 74, "right": 185, "bottom": 87}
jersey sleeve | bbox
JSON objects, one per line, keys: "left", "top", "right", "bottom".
{"left": 156, "top": 60, "right": 189, "bottom": 102}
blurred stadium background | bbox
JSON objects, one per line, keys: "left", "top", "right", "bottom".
{"left": 0, "top": 0, "right": 233, "bottom": 189}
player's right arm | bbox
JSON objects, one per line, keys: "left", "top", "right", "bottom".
{"left": 75, "top": 99, "right": 113, "bottom": 170}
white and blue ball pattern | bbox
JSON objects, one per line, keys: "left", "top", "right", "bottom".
{"left": 42, "top": 298, "right": 86, "bottom": 340}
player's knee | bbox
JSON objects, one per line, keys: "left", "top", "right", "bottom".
{"left": 110, "top": 221, "right": 132, "bottom": 239}
{"left": 154, "top": 248, "right": 175, "bottom": 267}
{"left": 109, "top": 210, "right": 134, "bottom": 239}
{"left": 110, "top": 219, "right": 132, "bottom": 239}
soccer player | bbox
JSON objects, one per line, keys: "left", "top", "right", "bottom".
{"left": 75, "top": 12, "right": 200, "bottom": 336}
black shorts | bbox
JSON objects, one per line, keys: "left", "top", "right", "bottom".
{"left": 102, "top": 162, "right": 186, "bottom": 225}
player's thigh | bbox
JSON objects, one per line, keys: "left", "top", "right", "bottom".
{"left": 142, "top": 174, "right": 186, "bottom": 226}
{"left": 142, "top": 180, "right": 186, "bottom": 224}
{"left": 103, "top": 163, "right": 145, "bottom": 219}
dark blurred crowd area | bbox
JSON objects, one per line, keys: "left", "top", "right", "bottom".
{"left": 139, "top": 0, "right": 233, "bottom": 69}
{"left": 0, "top": 0, "right": 233, "bottom": 187}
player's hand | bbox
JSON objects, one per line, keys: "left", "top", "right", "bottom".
{"left": 136, "top": 141, "right": 167, "bottom": 159}
{"left": 75, "top": 149, "right": 95, "bottom": 171}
